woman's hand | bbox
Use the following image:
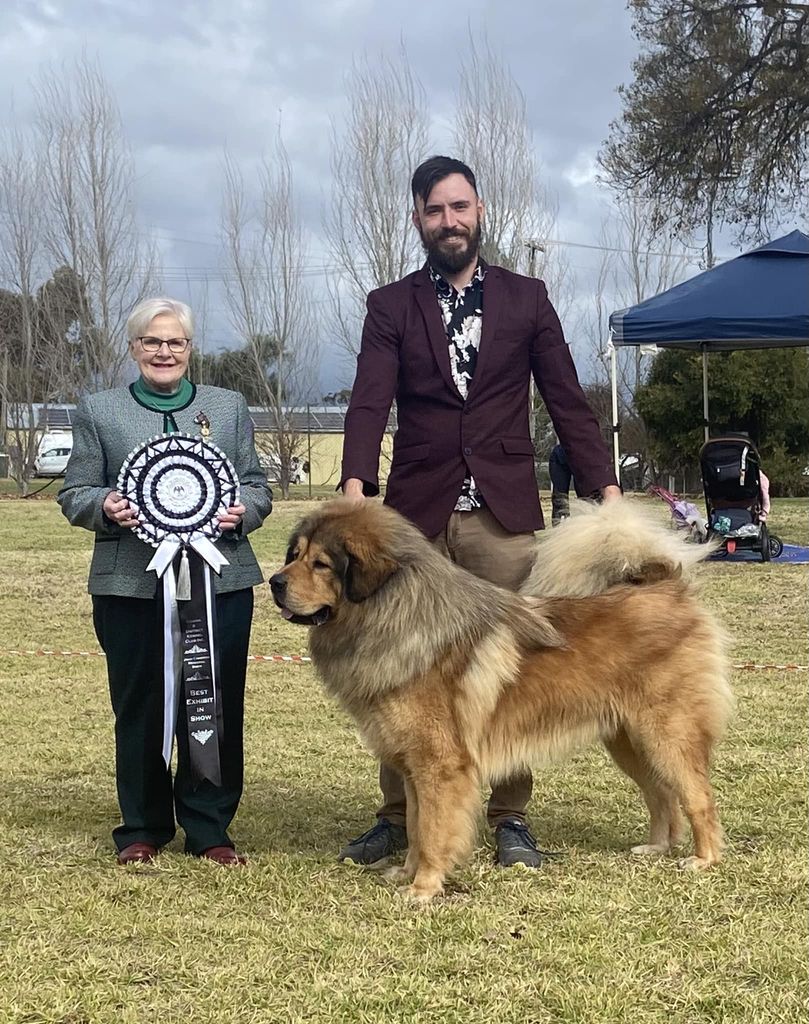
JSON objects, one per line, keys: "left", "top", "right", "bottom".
{"left": 218, "top": 504, "right": 246, "bottom": 531}
{"left": 103, "top": 491, "right": 139, "bottom": 528}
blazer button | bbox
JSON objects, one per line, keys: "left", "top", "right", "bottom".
{"left": 463, "top": 446, "right": 472, "bottom": 456}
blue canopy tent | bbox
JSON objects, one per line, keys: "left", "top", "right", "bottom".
{"left": 607, "top": 229, "right": 809, "bottom": 476}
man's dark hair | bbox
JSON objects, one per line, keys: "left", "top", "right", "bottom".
{"left": 411, "top": 156, "right": 477, "bottom": 206}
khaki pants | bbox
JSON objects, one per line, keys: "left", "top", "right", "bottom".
{"left": 377, "top": 506, "right": 536, "bottom": 828}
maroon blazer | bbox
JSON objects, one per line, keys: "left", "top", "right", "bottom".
{"left": 341, "top": 263, "right": 618, "bottom": 537}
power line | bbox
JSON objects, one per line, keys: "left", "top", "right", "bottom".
{"left": 537, "top": 236, "right": 709, "bottom": 263}
{"left": 142, "top": 229, "right": 717, "bottom": 272}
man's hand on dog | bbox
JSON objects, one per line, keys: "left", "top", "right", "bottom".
{"left": 342, "top": 478, "right": 366, "bottom": 504}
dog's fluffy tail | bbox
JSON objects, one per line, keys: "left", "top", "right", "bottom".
{"left": 523, "top": 498, "right": 715, "bottom": 599}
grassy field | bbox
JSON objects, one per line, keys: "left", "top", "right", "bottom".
{"left": 0, "top": 494, "right": 806, "bottom": 1024}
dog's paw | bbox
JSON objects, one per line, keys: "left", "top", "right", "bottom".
{"left": 677, "top": 855, "right": 715, "bottom": 871}
{"left": 382, "top": 865, "right": 412, "bottom": 884}
{"left": 631, "top": 843, "right": 669, "bottom": 857}
{"left": 397, "top": 882, "right": 442, "bottom": 904}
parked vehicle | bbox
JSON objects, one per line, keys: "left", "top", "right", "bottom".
{"left": 34, "top": 432, "right": 74, "bottom": 477}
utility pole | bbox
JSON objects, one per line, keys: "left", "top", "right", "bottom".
{"left": 523, "top": 239, "right": 546, "bottom": 444}
{"left": 524, "top": 239, "right": 546, "bottom": 278}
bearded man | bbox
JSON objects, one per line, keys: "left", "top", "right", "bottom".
{"left": 338, "top": 155, "right": 620, "bottom": 870}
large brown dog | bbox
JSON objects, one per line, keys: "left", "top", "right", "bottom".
{"left": 270, "top": 499, "right": 732, "bottom": 902}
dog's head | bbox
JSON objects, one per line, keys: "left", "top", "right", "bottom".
{"left": 268, "top": 501, "right": 405, "bottom": 626}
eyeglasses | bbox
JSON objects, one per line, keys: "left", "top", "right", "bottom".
{"left": 138, "top": 336, "right": 190, "bottom": 353}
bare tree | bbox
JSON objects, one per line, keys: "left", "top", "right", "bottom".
{"left": 325, "top": 51, "right": 431, "bottom": 358}
{"left": 453, "top": 36, "right": 559, "bottom": 280}
{"left": 585, "top": 198, "right": 693, "bottom": 485}
{"left": 0, "top": 129, "right": 79, "bottom": 493}
{"left": 452, "top": 37, "right": 575, "bottom": 454}
{"left": 34, "top": 57, "right": 157, "bottom": 391}
{"left": 602, "top": 199, "right": 691, "bottom": 387}
{"left": 222, "top": 139, "right": 318, "bottom": 498}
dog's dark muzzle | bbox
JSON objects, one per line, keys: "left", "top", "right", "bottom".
{"left": 268, "top": 573, "right": 331, "bottom": 626}
{"left": 269, "top": 572, "right": 287, "bottom": 601}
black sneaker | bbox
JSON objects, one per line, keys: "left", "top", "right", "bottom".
{"left": 494, "top": 820, "right": 559, "bottom": 868}
{"left": 338, "top": 817, "right": 408, "bottom": 867}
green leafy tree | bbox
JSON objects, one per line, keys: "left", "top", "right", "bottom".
{"left": 636, "top": 347, "right": 809, "bottom": 493}
{"left": 601, "top": 1, "right": 809, "bottom": 243}
{"left": 189, "top": 334, "right": 283, "bottom": 405}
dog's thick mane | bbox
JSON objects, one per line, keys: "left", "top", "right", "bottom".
{"left": 305, "top": 503, "right": 559, "bottom": 705}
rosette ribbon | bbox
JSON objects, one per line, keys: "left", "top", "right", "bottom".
{"left": 117, "top": 432, "right": 240, "bottom": 789}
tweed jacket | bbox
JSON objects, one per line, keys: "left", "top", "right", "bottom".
{"left": 341, "top": 264, "right": 618, "bottom": 536}
{"left": 58, "top": 384, "right": 273, "bottom": 598}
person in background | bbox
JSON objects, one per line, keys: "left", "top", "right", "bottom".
{"left": 758, "top": 468, "right": 771, "bottom": 520}
{"left": 58, "top": 297, "right": 272, "bottom": 866}
{"left": 549, "top": 442, "right": 574, "bottom": 527}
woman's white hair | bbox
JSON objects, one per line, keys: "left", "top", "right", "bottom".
{"left": 126, "top": 297, "right": 194, "bottom": 342}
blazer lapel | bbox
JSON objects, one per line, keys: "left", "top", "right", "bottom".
{"left": 413, "top": 266, "right": 463, "bottom": 400}
{"left": 466, "top": 265, "right": 502, "bottom": 402}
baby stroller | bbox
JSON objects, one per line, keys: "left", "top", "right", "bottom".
{"left": 699, "top": 436, "right": 783, "bottom": 561}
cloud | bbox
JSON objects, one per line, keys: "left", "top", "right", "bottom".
{"left": 0, "top": 0, "right": 645, "bottom": 391}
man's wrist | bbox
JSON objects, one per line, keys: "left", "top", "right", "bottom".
{"left": 343, "top": 478, "right": 365, "bottom": 499}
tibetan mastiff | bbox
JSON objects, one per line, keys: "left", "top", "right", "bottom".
{"left": 270, "top": 499, "right": 732, "bottom": 902}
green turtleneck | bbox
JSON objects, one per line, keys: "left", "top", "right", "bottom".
{"left": 130, "top": 376, "right": 195, "bottom": 433}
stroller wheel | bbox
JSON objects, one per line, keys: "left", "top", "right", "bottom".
{"left": 768, "top": 534, "right": 784, "bottom": 559}
{"left": 760, "top": 524, "right": 771, "bottom": 562}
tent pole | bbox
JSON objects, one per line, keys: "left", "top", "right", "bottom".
{"left": 610, "top": 338, "right": 620, "bottom": 479}
{"left": 702, "top": 346, "right": 710, "bottom": 441}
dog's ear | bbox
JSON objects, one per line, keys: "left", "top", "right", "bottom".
{"left": 343, "top": 534, "right": 400, "bottom": 603}
{"left": 627, "top": 559, "right": 681, "bottom": 585}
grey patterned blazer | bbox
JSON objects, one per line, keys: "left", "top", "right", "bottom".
{"left": 58, "top": 384, "right": 273, "bottom": 598}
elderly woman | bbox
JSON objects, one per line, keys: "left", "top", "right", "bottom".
{"left": 58, "top": 297, "right": 272, "bottom": 866}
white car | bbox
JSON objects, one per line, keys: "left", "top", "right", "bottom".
{"left": 34, "top": 444, "right": 73, "bottom": 477}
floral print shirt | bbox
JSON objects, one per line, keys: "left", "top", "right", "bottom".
{"left": 429, "top": 261, "right": 487, "bottom": 511}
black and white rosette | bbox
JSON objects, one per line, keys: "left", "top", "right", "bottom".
{"left": 117, "top": 434, "right": 239, "bottom": 786}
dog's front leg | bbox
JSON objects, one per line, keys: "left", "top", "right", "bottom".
{"left": 382, "top": 776, "right": 420, "bottom": 885}
{"left": 401, "top": 763, "right": 478, "bottom": 904}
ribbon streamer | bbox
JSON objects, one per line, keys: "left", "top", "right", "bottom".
{"left": 177, "top": 552, "right": 223, "bottom": 786}
{"left": 148, "top": 536, "right": 229, "bottom": 777}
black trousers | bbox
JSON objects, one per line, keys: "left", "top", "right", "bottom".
{"left": 92, "top": 588, "right": 254, "bottom": 854}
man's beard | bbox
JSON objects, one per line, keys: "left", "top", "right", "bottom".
{"left": 421, "top": 218, "right": 482, "bottom": 276}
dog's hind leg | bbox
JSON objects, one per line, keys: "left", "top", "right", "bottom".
{"left": 400, "top": 764, "right": 479, "bottom": 903}
{"left": 604, "top": 728, "right": 684, "bottom": 856}
{"left": 628, "top": 723, "right": 724, "bottom": 870}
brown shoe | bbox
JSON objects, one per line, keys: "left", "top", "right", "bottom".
{"left": 117, "top": 842, "right": 158, "bottom": 864}
{"left": 199, "top": 845, "right": 247, "bottom": 866}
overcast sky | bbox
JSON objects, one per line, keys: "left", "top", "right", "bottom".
{"left": 0, "top": 0, "right": 733, "bottom": 394}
